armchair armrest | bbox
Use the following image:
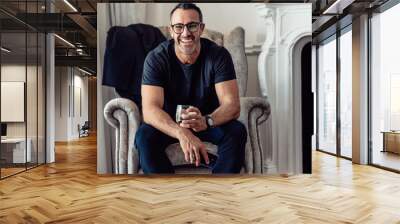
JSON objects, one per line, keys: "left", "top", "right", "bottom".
{"left": 238, "top": 96, "right": 271, "bottom": 174}
{"left": 104, "top": 98, "right": 142, "bottom": 174}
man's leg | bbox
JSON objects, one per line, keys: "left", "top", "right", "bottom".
{"left": 135, "top": 123, "right": 177, "bottom": 174}
{"left": 197, "top": 120, "right": 247, "bottom": 173}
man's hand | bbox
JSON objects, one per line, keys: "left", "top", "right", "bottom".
{"left": 177, "top": 128, "right": 209, "bottom": 166}
{"left": 179, "top": 106, "right": 208, "bottom": 132}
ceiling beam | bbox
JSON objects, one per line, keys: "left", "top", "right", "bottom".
{"left": 55, "top": 55, "right": 96, "bottom": 71}
{"left": 67, "top": 13, "right": 97, "bottom": 39}
{"left": 322, "top": 0, "right": 356, "bottom": 14}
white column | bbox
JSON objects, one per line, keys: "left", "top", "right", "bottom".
{"left": 352, "top": 14, "right": 369, "bottom": 164}
{"left": 46, "top": 33, "right": 55, "bottom": 163}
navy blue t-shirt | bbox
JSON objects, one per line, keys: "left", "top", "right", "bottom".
{"left": 142, "top": 38, "right": 236, "bottom": 119}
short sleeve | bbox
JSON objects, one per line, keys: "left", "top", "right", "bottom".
{"left": 142, "top": 50, "right": 166, "bottom": 87}
{"left": 213, "top": 47, "right": 236, "bottom": 84}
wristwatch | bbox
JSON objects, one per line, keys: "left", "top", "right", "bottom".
{"left": 205, "top": 114, "right": 214, "bottom": 128}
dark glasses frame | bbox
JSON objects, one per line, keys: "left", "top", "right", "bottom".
{"left": 170, "top": 22, "right": 203, "bottom": 34}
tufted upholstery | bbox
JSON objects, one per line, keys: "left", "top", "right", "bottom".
{"left": 104, "top": 27, "right": 270, "bottom": 174}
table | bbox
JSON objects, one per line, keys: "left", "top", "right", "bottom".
{"left": 381, "top": 131, "right": 400, "bottom": 154}
{"left": 1, "top": 138, "right": 32, "bottom": 163}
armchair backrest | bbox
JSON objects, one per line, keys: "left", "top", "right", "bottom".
{"left": 158, "top": 26, "right": 248, "bottom": 97}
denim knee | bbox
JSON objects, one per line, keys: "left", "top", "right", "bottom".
{"left": 226, "top": 120, "right": 247, "bottom": 144}
{"left": 135, "top": 124, "right": 159, "bottom": 153}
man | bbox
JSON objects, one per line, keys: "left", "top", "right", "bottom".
{"left": 135, "top": 3, "right": 247, "bottom": 174}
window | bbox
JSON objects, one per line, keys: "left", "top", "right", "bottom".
{"left": 0, "top": 1, "right": 47, "bottom": 179}
{"left": 370, "top": 2, "right": 400, "bottom": 171}
{"left": 317, "top": 36, "right": 337, "bottom": 154}
{"left": 390, "top": 74, "right": 400, "bottom": 130}
{"left": 339, "top": 28, "right": 352, "bottom": 158}
{"left": 316, "top": 26, "right": 353, "bottom": 159}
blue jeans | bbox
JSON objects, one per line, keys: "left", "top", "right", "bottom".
{"left": 135, "top": 120, "right": 247, "bottom": 174}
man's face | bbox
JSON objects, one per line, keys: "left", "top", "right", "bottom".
{"left": 169, "top": 8, "right": 204, "bottom": 56}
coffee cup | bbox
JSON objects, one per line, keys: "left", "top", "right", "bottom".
{"left": 176, "top": 104, "right": 190, "bottom": 123}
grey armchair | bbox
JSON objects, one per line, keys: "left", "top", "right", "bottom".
{"left": 104, "top": 27, "right": 270, "bottom": 174}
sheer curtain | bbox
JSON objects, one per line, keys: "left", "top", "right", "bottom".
{"left": 97, "top": 3, "right": 146, "bottom": 174}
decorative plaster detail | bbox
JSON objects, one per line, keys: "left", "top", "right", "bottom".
{"left": 281, "top": 29, "right": 312, "bottom": 45}
{"left": 256, "top": 4, "right": 311, "bottom": 174}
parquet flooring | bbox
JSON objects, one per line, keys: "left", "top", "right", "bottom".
{"left": 372, "top": 151, "right": 400, "bottom": 171}
{"left": 0, "top": 167, "right": 26, "bottom": 178}
{"left": 1, "top": 133, "right": 400, "bottom": 223}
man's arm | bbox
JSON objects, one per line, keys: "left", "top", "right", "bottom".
{"left": 180, "top": 79, "right": 240, "bottom": 131}
{"left": 210, "top": 47, "right": 241, "bottom": 125}
{"left": 141, "top": 85, "right": 181, "bottom": 139}
{"left": 210, "top": 79, "right": 240, "bottom": 126}
{"left": 141, "top": 85, "right": 209, "bottom": 166}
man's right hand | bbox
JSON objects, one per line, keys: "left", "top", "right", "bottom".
{"left": 177, "top": 128, "right": 209, "bottom": 167}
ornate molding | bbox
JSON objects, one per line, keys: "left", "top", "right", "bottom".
{"left": 256, "top": 4, "right": 312, "bottom": 174}
{"left": 255, "top": 4, "right": 276, "bottom": 52}
{"left": 280, "top": 29, "right": 312, "bottom": 45}
{"left": 255, "top": 3, "right": 275, "bottom": 20}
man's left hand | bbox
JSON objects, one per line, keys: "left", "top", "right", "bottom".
{"left": 179, "top": 106, "right": 207, "bottom": 132}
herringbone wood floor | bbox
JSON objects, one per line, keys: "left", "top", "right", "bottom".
{"left": 1, "top": 133, "right": 400, "bottom": 224}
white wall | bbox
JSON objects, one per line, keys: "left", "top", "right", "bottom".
{"left": 54, "top": 67, "right": 89, "bottom": 141}
{"left": 1, "top": 63, "right": 46, "bottom": 164}
{"left": 1, "top": 65, "right": 27, "bottom": 140}
{"left": 246, "top": 54, "right": 262, "bottom": 97}
{"left": 72, "top": 73, "right": 89, "bottom": 138}
{"left": 1, "top": 65, "right": 41, "bottom": 137}
{"left": 55, "top": 67, "right": 68, "bottom": 141}
{"left": 1, "top": 65, "right": 26, "bottom": 81}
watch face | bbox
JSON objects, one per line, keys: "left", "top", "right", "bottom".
{"left": 207, "top": 116, "right": 213, "bottom": 127}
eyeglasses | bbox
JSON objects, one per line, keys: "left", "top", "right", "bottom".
{"left": 171, "top": 22, "right": 203, "bottom": 34}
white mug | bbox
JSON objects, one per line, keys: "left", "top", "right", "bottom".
{"left": 176, "top": 105, "right": 190, "bottom": 123}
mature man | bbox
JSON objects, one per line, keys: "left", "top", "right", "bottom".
{"left": 135, "top": 3, "right": 247, "bottom": 174}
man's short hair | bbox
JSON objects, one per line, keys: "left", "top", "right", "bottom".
{"left": 170, "top": 3, "right": 203, "bottom": 23}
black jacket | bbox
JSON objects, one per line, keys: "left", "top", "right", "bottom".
{"left": 102, "top": 23, "right": 166, "bottom": 109}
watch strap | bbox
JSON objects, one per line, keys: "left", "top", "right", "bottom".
{"left": 205, "top": 114, "right": 213, "bottom": 128}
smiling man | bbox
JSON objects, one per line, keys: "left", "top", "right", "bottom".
{"left": 135, "top": 3, "right": 247, "bottom": 174}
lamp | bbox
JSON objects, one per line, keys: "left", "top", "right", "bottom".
{"left": 54, "top": 34, "right": 75, "bottom": 48}
{"left": 322, "top": 0, "right": 355, "bottom": 15}
{"left": 77, "top": 67, "right": 94, "bottom": 76}
{"left": 63, "top": 0, "right": 78, "bottom": 12}
{"left": 1, "top": 47, "right": 11, "bottom": 53}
